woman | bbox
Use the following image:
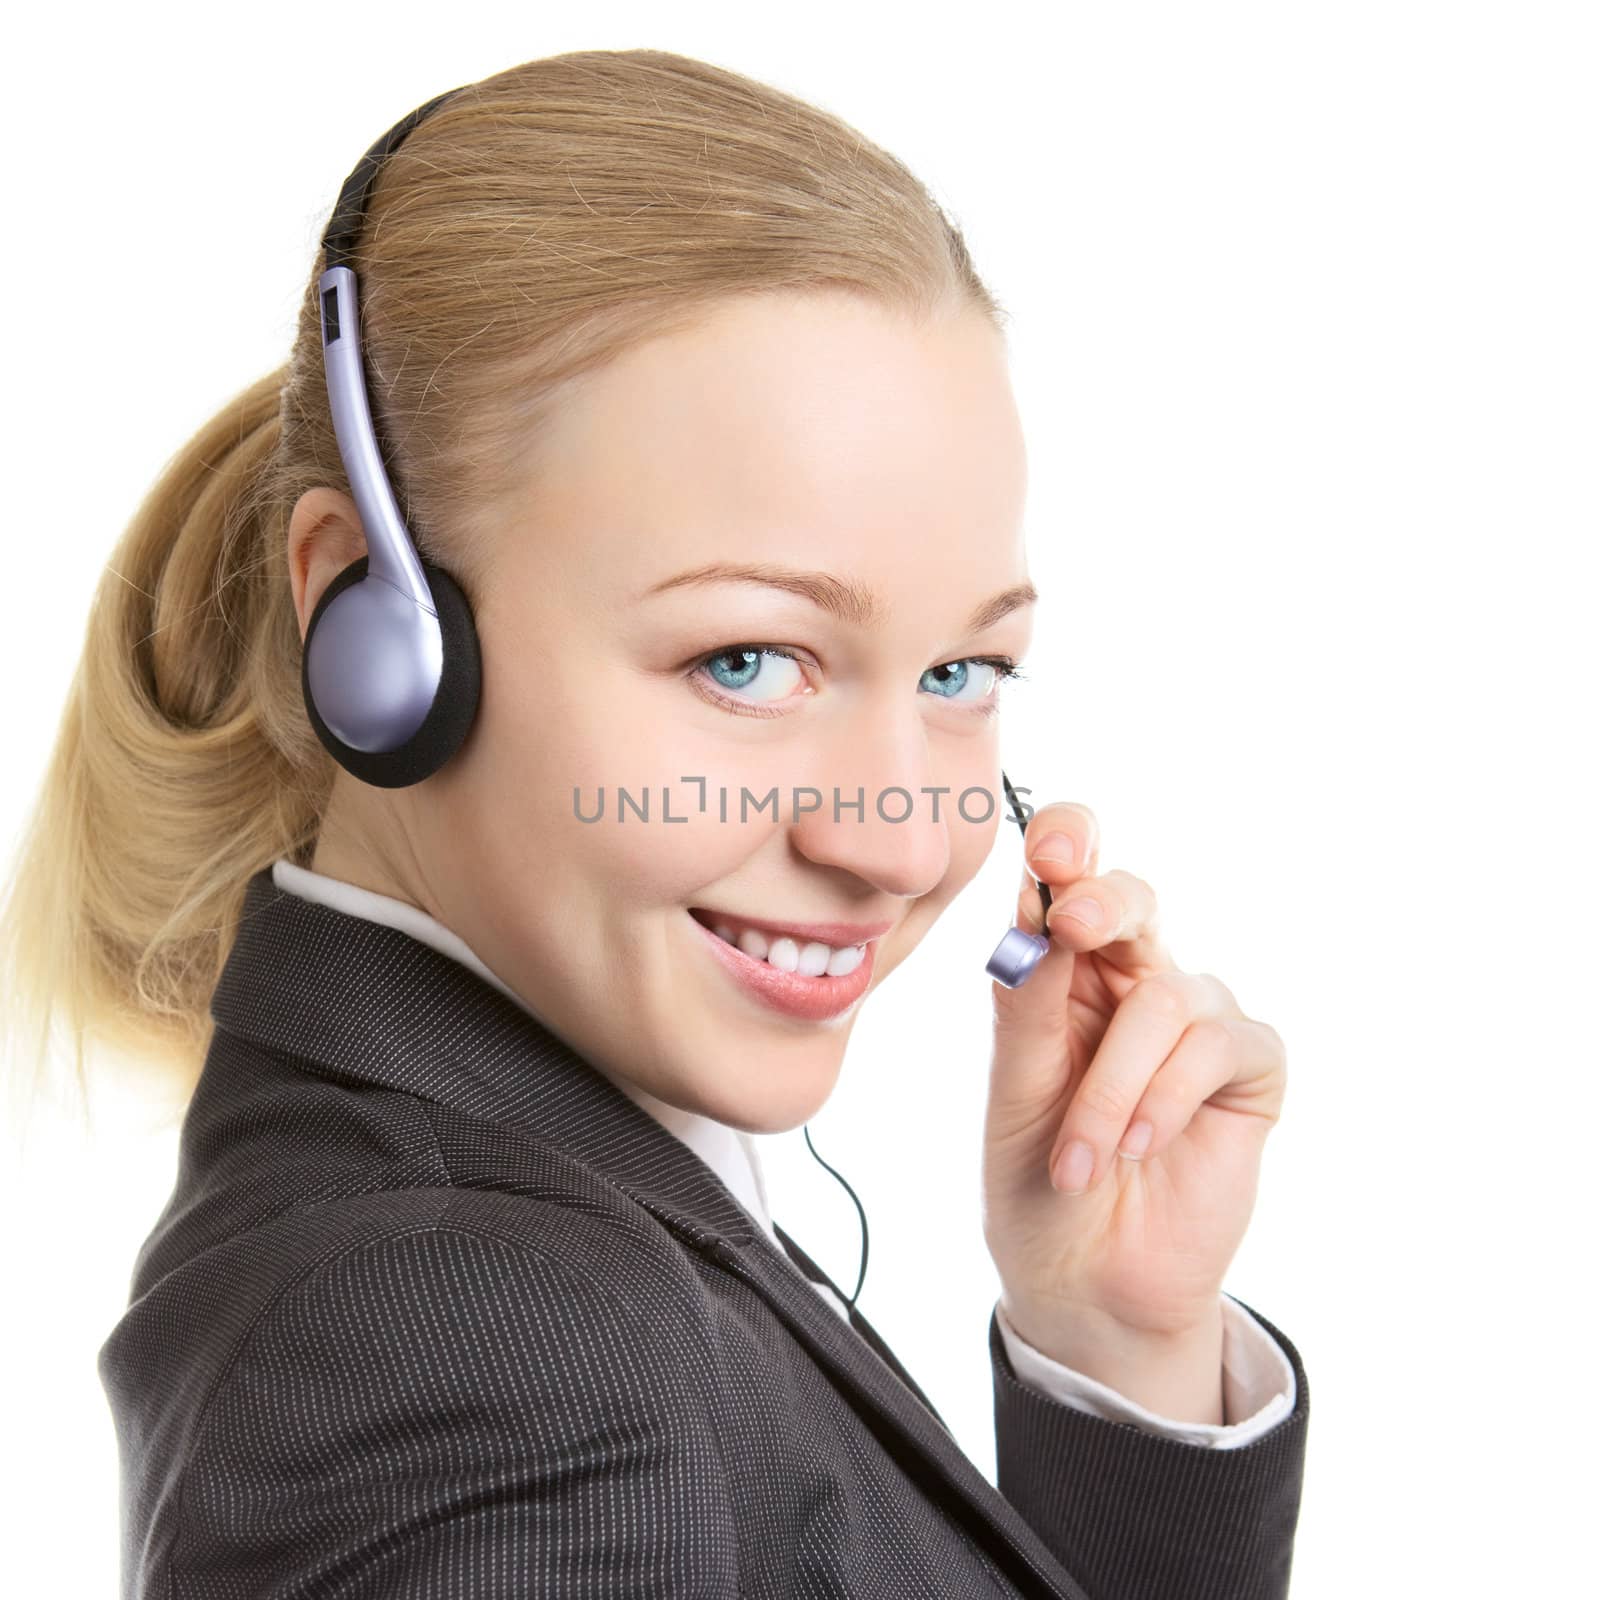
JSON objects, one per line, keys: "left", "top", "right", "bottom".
{"left": 5, "top": 48, "right": 1307, "bottom": 1599}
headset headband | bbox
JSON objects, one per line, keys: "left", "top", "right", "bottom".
{"left": 321, "top": 86, "right": 469, "bottom": 272}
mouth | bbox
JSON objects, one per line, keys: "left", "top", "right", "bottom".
{"left": 685, "top": 906, "right": 882, "bottom": 1023}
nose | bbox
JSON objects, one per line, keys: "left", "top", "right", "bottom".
{"left": 784, "top": 710, "right": 951, "bottom": 900}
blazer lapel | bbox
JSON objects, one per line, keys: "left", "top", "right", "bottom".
{"left": 770, "top": 1221, "right": 951, "bottom": 1427}
{"left": 210, "top": 868, "right": 1086, "bottom": 1600}
{"left": 630, "top": 1191, "right": 1088, "bottom": 1600}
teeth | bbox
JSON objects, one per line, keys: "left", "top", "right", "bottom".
{"left": 825, "top": 943, "right": 866, "bottom": 977}
{"left": 795, "top": 940, "right": 832, "bottom": 977}
{"left": 705, "top": 915, "right": 866, "bottom": 977}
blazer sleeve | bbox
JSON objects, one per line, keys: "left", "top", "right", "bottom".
{"left": 995, "top": 1291, "right": 1297, "bottom": 1447}
{"left": 169, "top": 1222, "right": 743, "bottom": 1598}
{"left": 989, "top": 1294, "right": 1310, "bottom": 1600}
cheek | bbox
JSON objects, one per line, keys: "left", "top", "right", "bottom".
{"left": 480, "top": 664, "right": 776, "bottom": 906}
{"left": 478, "top": 645, "right": 661, "bottom": 814}
{"left": 950, "top": 788, "right": 1002, "bottom": 882}
{"left": 917, "top": 799, "right": 998, "bottom": 929}
{"left": 936, "top": 740, "right": 1005, "bottom": 868}
{"left": 589, "top": 752, "right": 791, "bottom": 907}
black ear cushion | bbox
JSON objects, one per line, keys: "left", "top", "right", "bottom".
{"left": 301, "top": 554, "right": 483, "bottom": 789}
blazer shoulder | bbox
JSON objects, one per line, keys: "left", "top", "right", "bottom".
{"left": 251, "top": 1189, "right": 710, "bottom": 1343}
{"left": 256, "top": 1183, "right": 715, "bottom": 1334}
{"left": 166, "top": 1198, "right": 741, "bottom": 1595}
{"left": 174, "top": 1188, "right": 726, "bottom": 1485}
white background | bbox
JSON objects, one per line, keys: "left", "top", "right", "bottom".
{"left": 4, "top": 3, "right": 1595, "bottom": 1593}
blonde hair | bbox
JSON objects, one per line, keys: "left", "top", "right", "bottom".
{"left": 0, "top": 47, "right": 1007, "bottom": 1134}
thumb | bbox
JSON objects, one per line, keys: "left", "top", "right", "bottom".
{"left": 988, "top": 863, "right": 1076, "bottom": 1112}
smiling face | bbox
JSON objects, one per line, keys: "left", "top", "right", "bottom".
{"left": 295, "top": 287, "right": 1034, "bottom": 1133}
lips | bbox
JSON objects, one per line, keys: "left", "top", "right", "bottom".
{"left": 686, "top": 908, "right": 877, "bottom": 1023}
{"left": 687, "top": 905, "right": 894, "bottom": 948}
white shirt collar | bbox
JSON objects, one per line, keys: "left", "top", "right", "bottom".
{"left": 268, "top": 858, "right": 781, "bottom": 1249}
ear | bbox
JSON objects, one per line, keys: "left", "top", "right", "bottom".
{"left": 288, "top": 487, "right": 368, "bottom": 642}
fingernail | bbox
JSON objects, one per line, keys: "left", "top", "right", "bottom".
{"left": 1118, "top": 1119, "right": 1154, "bottom": 1160}
{"left": 1031, "top": 834, "right": 1076, "bottom": 866}
{"left": 1056, "top": 897, "right": 1103, "bottom": 930}
{"left": 1053, "top": 1139, "right": 1095, "bottom": 1194}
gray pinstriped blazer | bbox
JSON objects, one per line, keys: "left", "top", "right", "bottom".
{"left": 98, "top": 867, "right": 1309, "bottom": 1598}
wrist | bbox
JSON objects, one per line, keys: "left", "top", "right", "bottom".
{"left": 1000, "top": 1291, "right": 1226, "bottom": 1425}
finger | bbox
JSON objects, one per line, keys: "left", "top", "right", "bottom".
{"left": 1048, "top": 970, "right": 1236, "bottom": 1193}
{"left": 1114, "top": 1014, "right": 1287, "bottom": 1166}
{"left": 1015, "top": 862, "right": 1051, "bottom": 935}
{"left": 1021, "top": 802, "right": 1101, "bottom": 896}
{"left": 1045, "top": 867, "right": 1178, "bottom": 978}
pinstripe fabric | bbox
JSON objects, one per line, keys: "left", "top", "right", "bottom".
{"left": 98, "top": 867, "right": 1309, "bottom": 1598}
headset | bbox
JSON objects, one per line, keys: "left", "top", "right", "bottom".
{"left": 303, "top": 86, "right": 1058, "bottom": 1306}
{"left": 303, "top": 83, "right": 480, "bottom": 790}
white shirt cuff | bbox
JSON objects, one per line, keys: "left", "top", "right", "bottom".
{"left": 995, "top": 1291, "right": 1297, "bottom": 1449}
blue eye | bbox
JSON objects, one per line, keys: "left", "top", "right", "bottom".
{"left": 699, "top": 647, "right": 806, "bottom": 706}
{"left": 921, "top": 658, "right": 1019, "bottom": 702}
{"left": 924, "top": 656, "right": 1027, "bottom": 720}
{"left": 691, "top": 646, "right": 1024, "bottom": 718}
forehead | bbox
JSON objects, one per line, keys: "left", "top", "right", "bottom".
{"left": 519, "top": 291, "right": 1029, "bottom": 584}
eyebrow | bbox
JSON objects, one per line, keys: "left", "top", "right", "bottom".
{"left": 641, "top": 561, "right": 1038, "bottom": 635}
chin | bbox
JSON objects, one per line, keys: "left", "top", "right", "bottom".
{"left": 694, "top": 1051, "right": 849, "bottom": 1136}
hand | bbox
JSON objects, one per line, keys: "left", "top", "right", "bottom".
{"left": 980, "top": 800, "right": 1287, "bottom": 1391}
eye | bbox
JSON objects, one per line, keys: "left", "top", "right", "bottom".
{"left": 921, "top": 656, "right": 1026, "bottom": 716}
{"left": 692, "top": 646, "right": 808, "bottom": 716}
{"left": 688, "top": 645, "right": 1026, "bottom": 719}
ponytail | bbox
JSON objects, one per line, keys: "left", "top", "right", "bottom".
{"left": 1, "top": 369, "right": 332, "bottom": 1131}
